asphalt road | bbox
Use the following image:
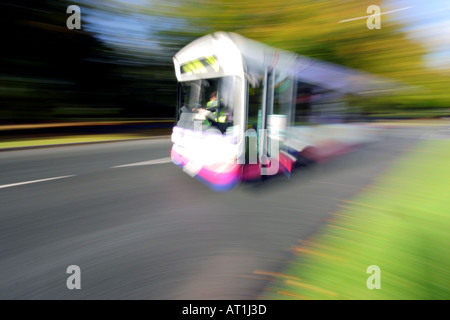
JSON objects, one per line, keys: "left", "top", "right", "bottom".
{"left": 0, "top": 125, "right": 437, "bottom": 299}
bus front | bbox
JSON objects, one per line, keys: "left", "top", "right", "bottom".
{"left": 170, "top": 35, "right": 246, "bottom": 191}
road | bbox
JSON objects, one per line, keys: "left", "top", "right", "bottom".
{"left": 0, "top": 125, "right": 438, "bottom": 299}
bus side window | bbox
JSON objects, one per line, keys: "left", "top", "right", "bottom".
{"left": 295, "top": 83, "right": 313, "bottom": 125}
{"left": 273, "top": 76, "right": 294, "bottom": 120}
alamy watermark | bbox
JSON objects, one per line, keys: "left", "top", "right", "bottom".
{"left": 66, "top": 5, "right": 81, "bottom": 30}
{"left": 192, "top": 121, "right": 281, "bottom": 175}
{"left": 338, "top": 5, "right": 413, "bottom": 29}
{"left": 366, "top": 265, "right": 381, "bottom": 289}
{"left": 66, "top": 265, "right": 81, "bottom": 290}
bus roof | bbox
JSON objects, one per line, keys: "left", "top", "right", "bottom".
{"left": 174, "top": 32, "right": 404, "bottom": 95}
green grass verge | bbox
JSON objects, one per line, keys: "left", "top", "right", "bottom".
{"left": 0, "top": 134, "right": 148, "bottom": 149}
{"left": 263, "top": 139, "right": 450, "bottom": 300}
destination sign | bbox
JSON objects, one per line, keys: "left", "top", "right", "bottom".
{"left": 180, "top": 56, "right": 221, "bottom": 75}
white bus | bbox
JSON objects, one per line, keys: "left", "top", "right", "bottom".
{"left": 171, "top": 32, "right": 388, "bottom": 191}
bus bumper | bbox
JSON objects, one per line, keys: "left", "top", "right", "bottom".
{"left": 171, "top": 148, "right": 242, "bottom": 192}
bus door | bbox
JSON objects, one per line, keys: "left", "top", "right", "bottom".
{"left": 266, "top": 72, "right": 296, "bottom": 175}
{"left": 245, "top": 70, "right": 294, "bottom": 177}
{"left": 244, "top": 71, "right": 265, "bottom": 179}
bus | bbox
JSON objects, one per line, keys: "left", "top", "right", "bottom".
{"left": 170, "top": 32, "right": 389, "bottom": 191}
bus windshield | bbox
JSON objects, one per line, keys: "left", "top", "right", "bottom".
{"left": 177, "top": 76, "right": 238, "bottom": 133}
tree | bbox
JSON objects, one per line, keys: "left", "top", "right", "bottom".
{"left": 150, "top": 0, "right": 449, "bottom": 114}
{"left": 0, "top": 0, "right": 119, "bottom": 122}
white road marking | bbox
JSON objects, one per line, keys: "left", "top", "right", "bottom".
{"left": 112, "top": 157, "right": 172, "bottom": 168}
{"left": 0, "top": 175, "right": 75, "bottom": 189}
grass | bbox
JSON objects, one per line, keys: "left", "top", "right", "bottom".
{"left": 0, "top": 134, "right": 149, "bottom": 149}
{"left": 0, "top": 119, "right": 174, "bottom": 150}
{"left": 262, "top": 139, "right": 450, "bottom": 300}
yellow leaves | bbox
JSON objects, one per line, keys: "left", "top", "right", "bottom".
{"left": 157, "top": 0, "right": 449, "bottom": 105}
